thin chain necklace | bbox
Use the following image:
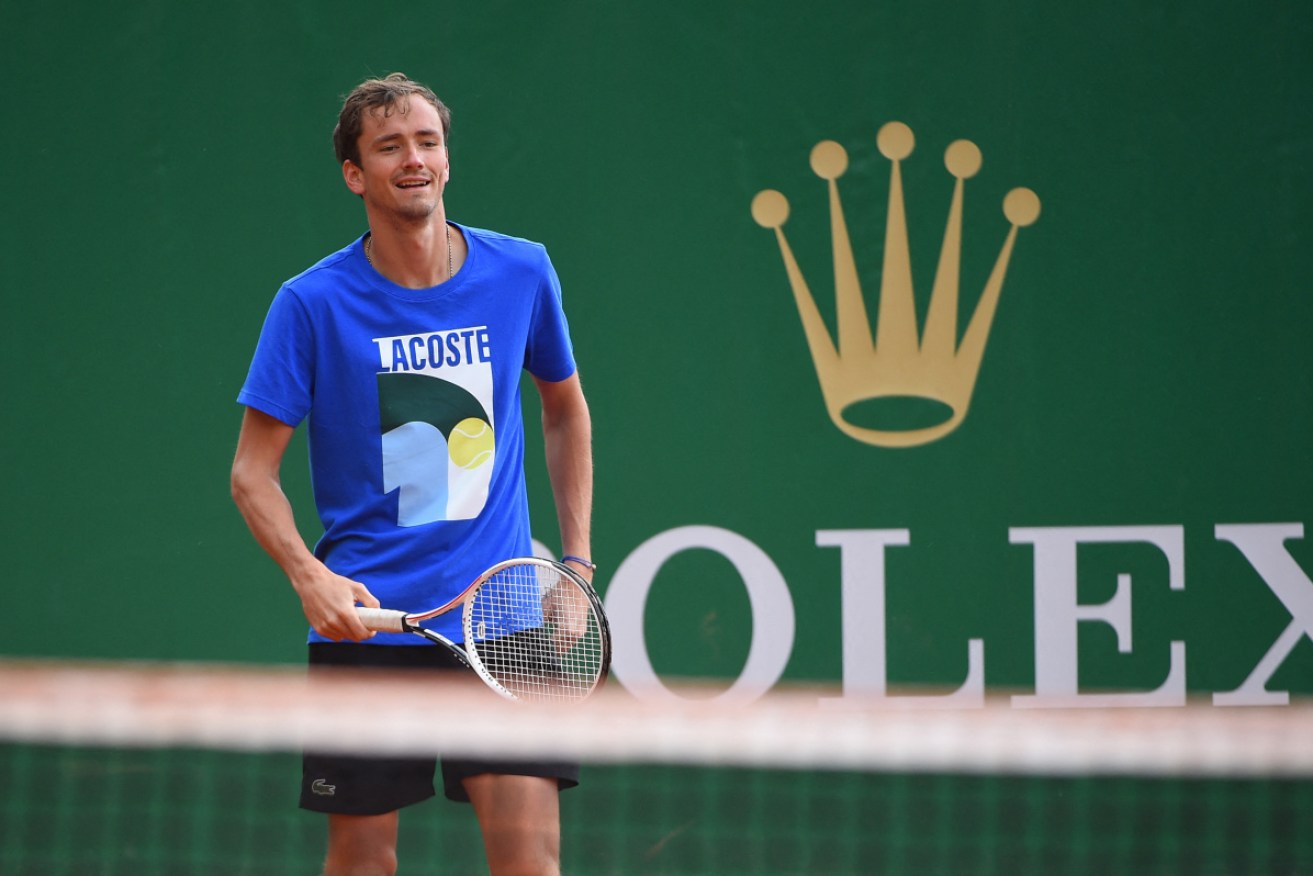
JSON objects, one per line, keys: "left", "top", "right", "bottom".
{"left": 365, "top": 224, "right": 454, "bottom": 281}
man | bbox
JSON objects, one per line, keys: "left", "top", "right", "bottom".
{"left": 231, "top": 73, "right": 593, "bottom": 876}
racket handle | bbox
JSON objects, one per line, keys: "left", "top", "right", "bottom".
{"left": 356, "top": 608, "right": 409, "bottom": 633}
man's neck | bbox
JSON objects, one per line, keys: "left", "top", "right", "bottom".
{"left": 365, "top": 214, "right": 455, "bottom": 289}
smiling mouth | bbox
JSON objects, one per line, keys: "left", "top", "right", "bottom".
{"left": 396, "top": 179, "right": 431, "bottom": 189}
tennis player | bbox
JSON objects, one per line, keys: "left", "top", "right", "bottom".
{"left": 230, "top": 73, "right": 593, "bottom": 875}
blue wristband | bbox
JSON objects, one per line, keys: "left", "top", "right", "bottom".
{"left": 561, "top": 555, "right": 596, "bottom": 571}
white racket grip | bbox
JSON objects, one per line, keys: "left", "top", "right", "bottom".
{"left": 356, "top": 608, "right": 409, "bottom": 633}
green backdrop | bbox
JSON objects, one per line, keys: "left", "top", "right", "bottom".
{"left": 3, "top": 0, "right": 1309, "bottom": 705}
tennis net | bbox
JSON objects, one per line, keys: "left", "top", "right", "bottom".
{"left": 1, "top": 660, "right": 1310, "bottom": 874}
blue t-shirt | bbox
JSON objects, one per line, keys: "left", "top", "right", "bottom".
{"left": 237, "top": 225, "right": 577, "bottom": 644}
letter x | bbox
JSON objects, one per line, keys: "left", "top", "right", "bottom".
{"left": 1214, "top": 523, "right": 1313, "bottom": 706}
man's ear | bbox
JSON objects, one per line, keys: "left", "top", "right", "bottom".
{"left": 343, "top": 160, "right": 366, "bottom": 196}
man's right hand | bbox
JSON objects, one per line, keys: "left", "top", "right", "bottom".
{"left": 291, "top": 565, "right": 381, "bottom": 642}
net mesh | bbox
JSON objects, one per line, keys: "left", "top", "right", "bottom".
{"left": 2, "top": 661, "right": 1310, "bottom": 875}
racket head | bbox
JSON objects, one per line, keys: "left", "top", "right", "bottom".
{"left": 461, "top": 558, "right": 611, "bottom": 702}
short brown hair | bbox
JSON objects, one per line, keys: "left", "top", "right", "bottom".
{"left": 332, "top": 73, "right": 452, "bottom": 167}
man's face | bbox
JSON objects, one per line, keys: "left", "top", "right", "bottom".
{"left": 343, "top": 97, "right": 450, "bottom": 220}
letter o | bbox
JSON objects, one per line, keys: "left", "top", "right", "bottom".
{"left": 605, "top": 525, "right": 795, "bottom": 704}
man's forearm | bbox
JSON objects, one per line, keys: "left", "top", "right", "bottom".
{"left": 231, "top": 467, "right": 321, "bottom": 585}
{"left": 231, "top": 462, "right": 377, "bottom": 639}
{"left": 538, "top": 375, "right": 594, "bottom": 566}
{"left": 545, "top": 411, "right": 592, "bottom": 556}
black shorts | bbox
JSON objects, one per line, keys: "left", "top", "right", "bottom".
{"left": 299, "top": 642, "right": 580, "bottom": 815}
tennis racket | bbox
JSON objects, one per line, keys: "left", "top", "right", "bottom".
{"left": 356, "top": 557, "right": 611, "bottom": 703}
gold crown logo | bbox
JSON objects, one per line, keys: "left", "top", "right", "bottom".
{"left": 752, "top": 122, "right": 1041, "bottom": 448}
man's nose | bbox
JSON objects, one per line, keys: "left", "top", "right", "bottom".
{"left": 401, "top": 143, "right": 424, "bottom": 166}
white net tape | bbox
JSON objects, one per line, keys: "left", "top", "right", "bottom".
{"left": 2, "top": 661, "right": 1310, "bottom": 778}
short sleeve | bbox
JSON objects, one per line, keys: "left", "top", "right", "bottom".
{"left": 522, "top": 251, "right": 577, "bottom": 382}
{"left": 236, "top": 285, "right": 316, "bottom": 426}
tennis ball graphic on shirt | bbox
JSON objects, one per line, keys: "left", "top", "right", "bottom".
{"left": 448, "top": 417, "right": 494, "bottom": 469}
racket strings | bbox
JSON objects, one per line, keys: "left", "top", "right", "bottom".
{"left": 465, "top": 563, "right": 606, "bottom": 702}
